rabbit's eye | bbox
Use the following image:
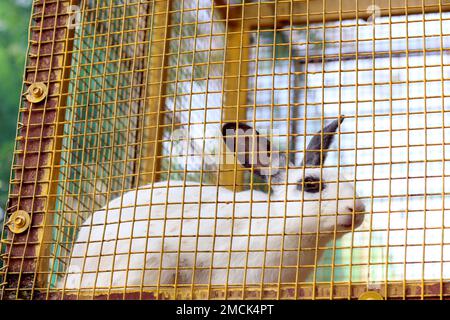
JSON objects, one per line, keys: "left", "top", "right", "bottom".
{"left": 297, "top": 176, "right": 325, "bottom": 193}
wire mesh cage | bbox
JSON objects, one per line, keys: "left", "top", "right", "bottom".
{"left": 2, "top": 0, "right": 450, "bottom": 300}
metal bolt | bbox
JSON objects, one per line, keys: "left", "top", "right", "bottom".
{"left": 359, "top": 291, "right": 384, "bottom": 300}
{"left": 31, "top": 86, "right": 43, "bottom": 97}
{"left": 25, "top": 82, "right": 48, "bottom": 103}
{"left": 14, "top": 216, "right": 26, "bottom": 228}
{"left": 7, "top": 210, "right": 31, "bottom": 234}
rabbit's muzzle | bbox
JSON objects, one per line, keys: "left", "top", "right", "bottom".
{"left": 337, "top": 200, "right": 366, "bottom": 229}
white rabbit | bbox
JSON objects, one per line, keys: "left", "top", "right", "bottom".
{"left": 59, "top": 117, "right": 365, "bottom": 290}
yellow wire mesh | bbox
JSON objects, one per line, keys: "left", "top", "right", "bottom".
{"left": 1, "top": 0, "right": 450, "bottom": 300}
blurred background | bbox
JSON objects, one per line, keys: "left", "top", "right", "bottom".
{"left": 0, "top": 0, "right": 31, "bottom": 223}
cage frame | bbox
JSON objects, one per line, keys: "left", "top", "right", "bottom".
{"left": 2, "top": 0, "right": 450, "bottom": 300}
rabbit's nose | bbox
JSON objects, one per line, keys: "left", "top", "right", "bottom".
{"left": 346, "top": 201, "right": 365, "bottom": 214}
{"left": 354, "top": 201, "right": 366, "bottom": 213}
{"left": 343, "top": 202, "right": 365, "bottom": 229}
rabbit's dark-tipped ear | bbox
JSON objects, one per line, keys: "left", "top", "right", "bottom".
{"left": 222, "top": 122, "right": 272, "bottom": 173}
{"left": 301, "top": 116, "right": 345, "bottom": 167}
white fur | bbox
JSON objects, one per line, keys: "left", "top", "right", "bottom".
{"left": 60, "top": 168, "right": 364, "bottom": 290}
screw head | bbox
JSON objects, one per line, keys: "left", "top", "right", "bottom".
{"left": 32, "top": 86, "right": 43, "bottom": 96}
{"left": 7, "top": 210, "right": 31, "bottom": 234}
{"left": 359, "top": 291, "right": 384, "bottom": 300}
{"left": 25, "top": 82, "right": 48, "bottom": 103}
{"left": 14, "top": 216, "right": 26, "bottom": 228}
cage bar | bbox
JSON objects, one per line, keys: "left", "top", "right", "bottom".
{"left": 1, "top": 0, "right": 450, "bottom": 300}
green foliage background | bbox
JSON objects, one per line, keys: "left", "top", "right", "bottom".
{"left": 0, "top": 0, "right": 31, "bottom": 210}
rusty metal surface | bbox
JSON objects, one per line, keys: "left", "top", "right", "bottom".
{"left": 1, "top": 0, "right": 74, "bottom": 300}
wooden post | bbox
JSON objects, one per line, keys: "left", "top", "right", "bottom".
{"left": 219, "top": 22, "right": 250, "bottom": 192}
{"left": 140, "top": 0, "right": 171, "bottom": 185}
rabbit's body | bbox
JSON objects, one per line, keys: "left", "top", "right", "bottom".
{"left": 60, "top": 117, "right": 366, "bottom": 290}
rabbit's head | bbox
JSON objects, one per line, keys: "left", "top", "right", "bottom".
{"left": 222, "top": 116, "right": 365, "bottom": 234}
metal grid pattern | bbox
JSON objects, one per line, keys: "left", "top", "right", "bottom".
{"left": 1, "top": 0, "right": 450, "bottom": 300}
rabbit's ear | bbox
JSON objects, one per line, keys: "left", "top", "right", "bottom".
{"left": 301, "top": 116, "right": 345, "bottom": 167}
{"left": 222, "top": 122, "right": 285, "bottom": 178}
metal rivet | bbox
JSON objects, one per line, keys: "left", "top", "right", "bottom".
{"left": 358, "top": 291, "right": 384, "bottom": 300}
{"left": 7, "top": 210, "right": 31, "bottom": 234}
{"left": 25, "top": 82, "right": 48, "bottom": 103}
